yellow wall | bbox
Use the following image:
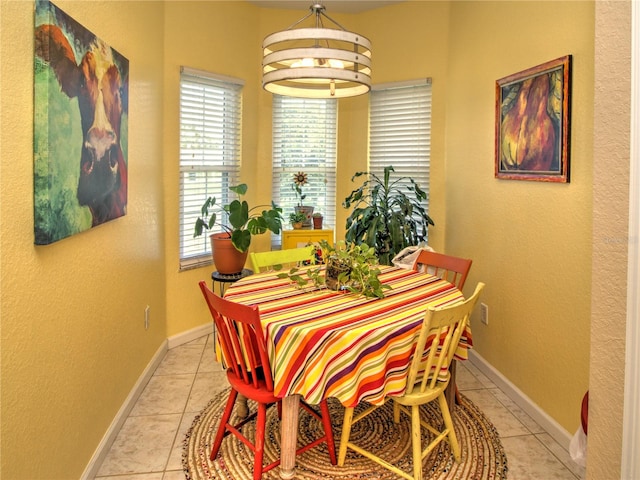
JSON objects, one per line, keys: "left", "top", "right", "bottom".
{"left": 445, "top": 1, "right": 594, "bottom": 431}
{"left": 0, "top": 0, "right": 631, "bottom": 478}
{"left": 1, "top": 1, "right": 167, "bottom": 477}
{"left": 162, "top": 0, "right": 263, "bottom": 338}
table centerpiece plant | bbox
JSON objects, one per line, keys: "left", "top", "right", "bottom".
{"left": 193, "top": 183, "right": 283, "bottom": 274}
{"left": 276, "top": 240, "right": 391, "bottom": 299}
{"left": 343, "top": 165, "right": 435, "bottom": 265}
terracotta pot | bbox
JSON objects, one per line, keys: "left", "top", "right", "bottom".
{"left": 312, "top": 216, "right": 323, "bottom": 229}
{"left": 210, "top": 233, "right": 248, "bottom": 274}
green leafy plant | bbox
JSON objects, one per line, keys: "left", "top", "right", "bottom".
{"left": 289, "top": 211, "right": 307, "bottom": 224}
{"left": 277, "top": 240, "right": 391, "bottom": 299}
{"left": 343, "top": 165, "right": 435, "bottom": 265}
{"left": 193, "top": 184, "right": 283, "bottom": 253}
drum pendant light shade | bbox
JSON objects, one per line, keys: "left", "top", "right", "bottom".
{"left": 262, "top": 3, "right": 372, "bottom": 99}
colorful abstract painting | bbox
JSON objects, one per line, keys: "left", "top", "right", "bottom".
{"left": 495, "top": 55, "right": 571, "bottom": 183}
{"left": 34, "top": 0, "right": 129, "bottom": 244}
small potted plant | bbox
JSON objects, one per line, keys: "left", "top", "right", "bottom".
{"left": 292, "top": 171, "right": 313, "bottom": 227}
{"left": 312, "top": 212, "right": 323, "bottom": 229}
{"left": 194, "top": 184, "right": 283, "bottom": 274}
{"left": 289, "top": 211, "right": 307, "bottom": 229}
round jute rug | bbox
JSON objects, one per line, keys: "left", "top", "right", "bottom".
{"left": 183, "top": 389, "right": 508, "bottom": 480}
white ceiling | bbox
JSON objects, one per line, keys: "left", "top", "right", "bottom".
{"left": 248, "top": 0, "right": 405, "bottom": 14}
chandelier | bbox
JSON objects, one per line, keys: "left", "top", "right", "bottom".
{"left": 262, "top": 3, "right": 372, "bottom": 99}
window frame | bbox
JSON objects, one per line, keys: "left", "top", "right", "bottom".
{"left": 271, "top": 95, "right": 338, "bottom": 248}
{"left": 178, "top": 66, "right": 243, "bottom": 270}
{"left": 369, "top": 78, "right": 433, "bottom": 239}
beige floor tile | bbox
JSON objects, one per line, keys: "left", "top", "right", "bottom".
{"left": 130, "top": 374, "right": 195, "bottom": 416}
{"left": 457, "top": 362, "right": 486, "bottom": 391}
{"left": 96, "top": 414, "right": 182, "bottom": 476}
{"left": 96, "top": 474, "right": 164, "bottom": 480}
{"left": 501, "top": 435, "right": 578, "bottom": 479}
{"left": 185, "top": 370, "right": 229, "bottom": 413}
{"left": 155, "top": 344, "right": 206, "bottom": 376}
{"left": 488, "top": 387, "right": 545, "bottom": 434}
{"left": 536, "top": 432, "right": 585, "bottom": 479}
{"left": 162, "top": 470, "right": 188, "bottom": 480}
{"left": 464, "top": 361, "right": 498, "bottom": 389}
{"left": 463, "top": 388, "right": 531, "bottom": 437}
{"left": 197, "top": 336, "right": 220, "bottom": 373}
{"left": 166, "top": 410, "right": 200, "bottom": 471}
{"left": 96, "top": 474, "right": 163, "bottom": 480}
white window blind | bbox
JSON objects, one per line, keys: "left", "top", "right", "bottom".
{"left": 179, "top": 67, "right": 243, "bottom": 269}
{"left": 272, "top": 95, "right": 337, "bottom": 247}
{"left": 369, "top": 79, "right": 432, "bottom": 226}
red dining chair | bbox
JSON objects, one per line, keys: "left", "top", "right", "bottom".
{"left": 198, "top": 281, "right": 337, "bottom": 479}
{"left": 411, "top": 250, "right": 473, "bottom": 406}
{"left": 411, "top": 250, "right": 472, "bottom": 291}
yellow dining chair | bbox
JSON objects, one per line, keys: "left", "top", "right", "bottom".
{"left": 249, "top": 246, "right": 317, "bottom": 273}
{"left": 412, "top": 250, "right": 473, "bottom": 291}
{"left": 338, "top": 282, "right": 485, "bottom": 480}
{"left": 412, "top": 250, "right": 473, "bottom": 406}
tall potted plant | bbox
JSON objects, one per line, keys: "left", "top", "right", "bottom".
{"left": 194, "top": 184, "right": 283, "bottom": 274}
{"left": 343, "top": 165, "right": 434, "bottom": 265}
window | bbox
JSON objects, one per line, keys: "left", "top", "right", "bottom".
{"left": 369, "top": 79, "right": 432, "bottom": 227}
{"left": 179, "top": 67, "right": 243, "bottom": 269}
{"left": 272, "top": 95, "right": 337, "bottom": 246}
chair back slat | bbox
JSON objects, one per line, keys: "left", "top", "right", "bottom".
{"left": 406, "top": 283, "right": 485, "bottom": 395}
{"left": 250, "top": 246, "right": 317, "bottom": 273}
{"left": 412, "top": 251, "right": 472, "bottom": 290}
{"left": 199, "top": 281, "right": 274, "bottom": 392}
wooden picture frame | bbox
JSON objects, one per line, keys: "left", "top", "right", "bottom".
{"left": 495, "top": 55, "right": 571, "bottom": 182}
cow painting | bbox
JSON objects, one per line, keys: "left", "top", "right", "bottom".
{"left": 34, "top": 0, "right": 128, "bottom": 244}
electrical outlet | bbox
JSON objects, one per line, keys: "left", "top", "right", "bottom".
{"left": 144, "top": 305, "right": 150, "bottom": 330}
{"left": 480, "top": 303, "right": 489, "bottom": 325}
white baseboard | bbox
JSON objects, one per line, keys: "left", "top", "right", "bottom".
{"left": 81, "top": 340, "right": 168, "bottom": 480}
{"left": 469, "top": 349, "right": 572, "bottom": 451}
{"left": 167, "top": 322, "right": 212, "bottom": 349}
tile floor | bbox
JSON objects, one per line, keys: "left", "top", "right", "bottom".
{"left": 93, "top": 334, "right": 586, "bottom": 480}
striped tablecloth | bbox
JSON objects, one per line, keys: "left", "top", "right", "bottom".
{"left": 224, "top": 265, "right": 470, "bottom": 408}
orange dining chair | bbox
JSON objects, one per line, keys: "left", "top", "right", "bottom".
{"left": 198, "top": 281, "right": 337, "bottom": 480}
{"left": 338, "top": 282, "right": 485, "bottom": 480}
{"left": 411, "top": 250, "right": 472, "bottom": 290}
{"left": 412, "top": 250, "right": 473, "bottom": 405}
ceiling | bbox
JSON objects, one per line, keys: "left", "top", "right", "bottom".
{"left": 248, "top": 0, "right": 406, "bottom": 14}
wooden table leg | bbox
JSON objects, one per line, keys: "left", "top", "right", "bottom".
{"left": 236, "top": 394, "right": 249, "bottom": 418}
{"left": 279, "top": 394, "right": 300, "bottom": 479}
{"left": 445, "top": 359, "right": 457, "bottom": 408}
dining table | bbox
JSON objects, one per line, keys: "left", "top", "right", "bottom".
{"left": 223, "top": 264, "right": 471, "bottom": 479}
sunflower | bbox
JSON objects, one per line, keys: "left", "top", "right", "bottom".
{"left": 292, "top": 171, "right": 308, "bottom": 204}
{"left": 293, "top": 171, "right": 308, "bottom": 186}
